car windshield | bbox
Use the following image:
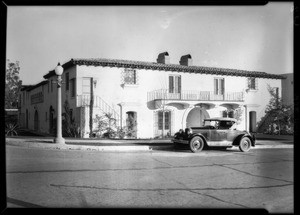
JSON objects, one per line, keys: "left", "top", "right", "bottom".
{"left": 203, "top": 120, "right": 219, "bottom": 127}
{"left": 203, "top": 120, "right": 235, "bottom": 129}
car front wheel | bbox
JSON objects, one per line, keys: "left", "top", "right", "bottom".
{"left": 239, "top": 137, "right": 251, "bottom": 152}
{"left": 189, "top": 136, "right": 204, "bottom": 153}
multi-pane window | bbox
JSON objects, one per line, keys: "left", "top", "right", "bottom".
{"left": 158, "top": 111, "right": 171, "bottom": 130}
{"left": 222, "top": 110, "right": 234, "bottom": 118}
{"left": 247, "top": 77, "right": 258, "bottom": 90}
{"left": 70, "top": 78, "right": 76, "bottom": 97}
{"left": 82, "top": 78, "right": 91, "bottom": 94}
{"left": 123, "top": 69, "right": 137, "bottom": 85}
{"left": 169, "top": 75, "right": 181, "bottom": 93}
{"left": 65, "top": 72, "right": 69, "bottom": 91}
{"left": 214, "top": 78, "right": 224, "bottom": 95}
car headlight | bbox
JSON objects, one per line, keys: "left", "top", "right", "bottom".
{"left": 185, "top": 127, "right": 192, "bottom": 135}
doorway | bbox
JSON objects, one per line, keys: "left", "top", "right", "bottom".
{"left": 126, "top": 111, "right": 137, "bottom": 138}
{"left": 249, "top": 111, "right": 257, "bottom": 132}
{"left": 26, "top": 109, "right": 28, "bottom": 128}
{"left": 34, "top": 110, "right": 39, "bottom": 131}
{"left": 49, "top": 106, "right": 54, "bottom": 133}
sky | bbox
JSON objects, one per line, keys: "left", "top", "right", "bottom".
{"left": 6, "top": 3, "right": 293, "bottom": 85}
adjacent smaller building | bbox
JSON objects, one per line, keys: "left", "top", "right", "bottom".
{"left": 281, "top": 73, "right": 293, "bottom": 106}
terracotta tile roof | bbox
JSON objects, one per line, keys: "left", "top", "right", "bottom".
{"left": 43, "top": 58, "right": 286, "bottom": 79}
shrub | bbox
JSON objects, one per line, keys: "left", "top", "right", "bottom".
{"left": 6, "top": 123, "right": 19, "bottom": 136}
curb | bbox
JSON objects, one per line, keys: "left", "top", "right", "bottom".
{"left": 6, "top": 140, "right": 293, "bottom": 152}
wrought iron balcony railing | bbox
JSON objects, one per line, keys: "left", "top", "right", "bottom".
{"left": 147, "top": 89, "right": 244, "bottom": 102}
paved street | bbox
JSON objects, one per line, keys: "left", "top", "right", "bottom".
{"left": 6, "top": 144, "right": 293, "bottom": 213}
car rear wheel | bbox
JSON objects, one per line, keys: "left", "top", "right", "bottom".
{"left": 189, "top": 136, "right": 204, "bottom": 153}
{"left": 239, "top": 137, "right": 251, "bottom": 152}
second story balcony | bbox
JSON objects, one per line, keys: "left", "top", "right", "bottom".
{"left": 147, "top": 89, "right": 244, "bottom": 102}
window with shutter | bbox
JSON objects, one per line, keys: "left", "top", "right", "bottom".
{"left": 169, "top": 75, "right": 181, "bottom": 93}
{"left": 214, "top": 78, "right": 224, "bottom": 95}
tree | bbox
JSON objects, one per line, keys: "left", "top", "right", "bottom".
{"left": 6, "top": 60, "right": 22, "bottom": 109}
{"left": 93, "top": 114, "right": 108, "bottom": 137}
{"left": 62, "top": 100, "right": 82, "bottom": 137}
{"left": 263, "top": 85, "right": 294, "bottom": 135}
{"left": 93, "top": 112, "right": 118, "bottom": 138}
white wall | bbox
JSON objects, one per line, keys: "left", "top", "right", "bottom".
{"left": 19, "top": 64, "right": 283, "bottom": 138}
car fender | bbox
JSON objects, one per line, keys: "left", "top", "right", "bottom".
{"left": 233, "top": 133, "right": 255, "bottom": 147}
{"left": 190, "top": 133, "right": 208, "bottom": 146}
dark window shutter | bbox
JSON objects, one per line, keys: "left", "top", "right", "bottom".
{"left": 169, "top": 76, "right": 174, "bottom": 93}
{"left": 158, "top": 111, "right": 163, "bottom": 130}
{"left": 178, "top": 76, "right": 181, "bottom": 93}
{"left": 165, "top": 112, "right": 170, "bottom": 130}
{"left": 221, "top": 79, "right": 224, "bottom": 95}
{"left": 255, "top": 78, "right": 258, "bottom": 90}
{"left": 214, "top": 79, "right": 218, "bottom": 94}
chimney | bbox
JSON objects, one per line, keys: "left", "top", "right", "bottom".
{"left": 179, "top": 54, "right": 193, "bottom": 66}
{"left": 157, "top": 52, "right": 170, "bottom": 64}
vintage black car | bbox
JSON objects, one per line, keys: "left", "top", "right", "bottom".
{"left": 172, "top": 117, "right": 255, "bottom": 153}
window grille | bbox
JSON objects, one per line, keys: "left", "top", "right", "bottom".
{"left": 122, "top": 68, "right": 138, "bottom": 85}
{"left": 247, "top": 77, "right": 257, "bottom": 90}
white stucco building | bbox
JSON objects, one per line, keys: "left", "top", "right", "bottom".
{"left": 18, "top": 52, "right": 285, "bottom": 138}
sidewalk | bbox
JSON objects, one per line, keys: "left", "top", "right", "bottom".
{"left": 6, "top": 134, "right": 294, "bottom": 152}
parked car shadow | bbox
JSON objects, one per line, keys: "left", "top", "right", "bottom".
{"left": 150, "top": 144, "right": 242, "bottom": 153}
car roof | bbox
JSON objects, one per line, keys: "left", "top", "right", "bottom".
{"left": 204, "top": 117, "right": 237, "bottom": 122}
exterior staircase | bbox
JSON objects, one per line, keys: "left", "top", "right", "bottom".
{"left": 77, "top": 95, "right": 120, "bottom": 124}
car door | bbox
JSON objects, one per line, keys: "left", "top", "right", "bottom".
{"left": 209, "top": 121, "right": 231, "bottom": 146}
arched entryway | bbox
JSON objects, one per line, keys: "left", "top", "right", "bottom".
{"left": 26, "top": 109, "right": 28, "bottom": 128}
{"left": 49, "top": 106, "right": 54, "bottom": 134}
{"left": 249, "top": 111, "right": 257, "bottom": 132}
{"left": 186, "top": 107, "right": 209, "bottom": 128}
{"left": 34, "top": 110, "right": 39, "bottom": 131}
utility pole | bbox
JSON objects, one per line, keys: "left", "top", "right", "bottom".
{"left": 89, "top": 78, "right": 94, "bottom": 137}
